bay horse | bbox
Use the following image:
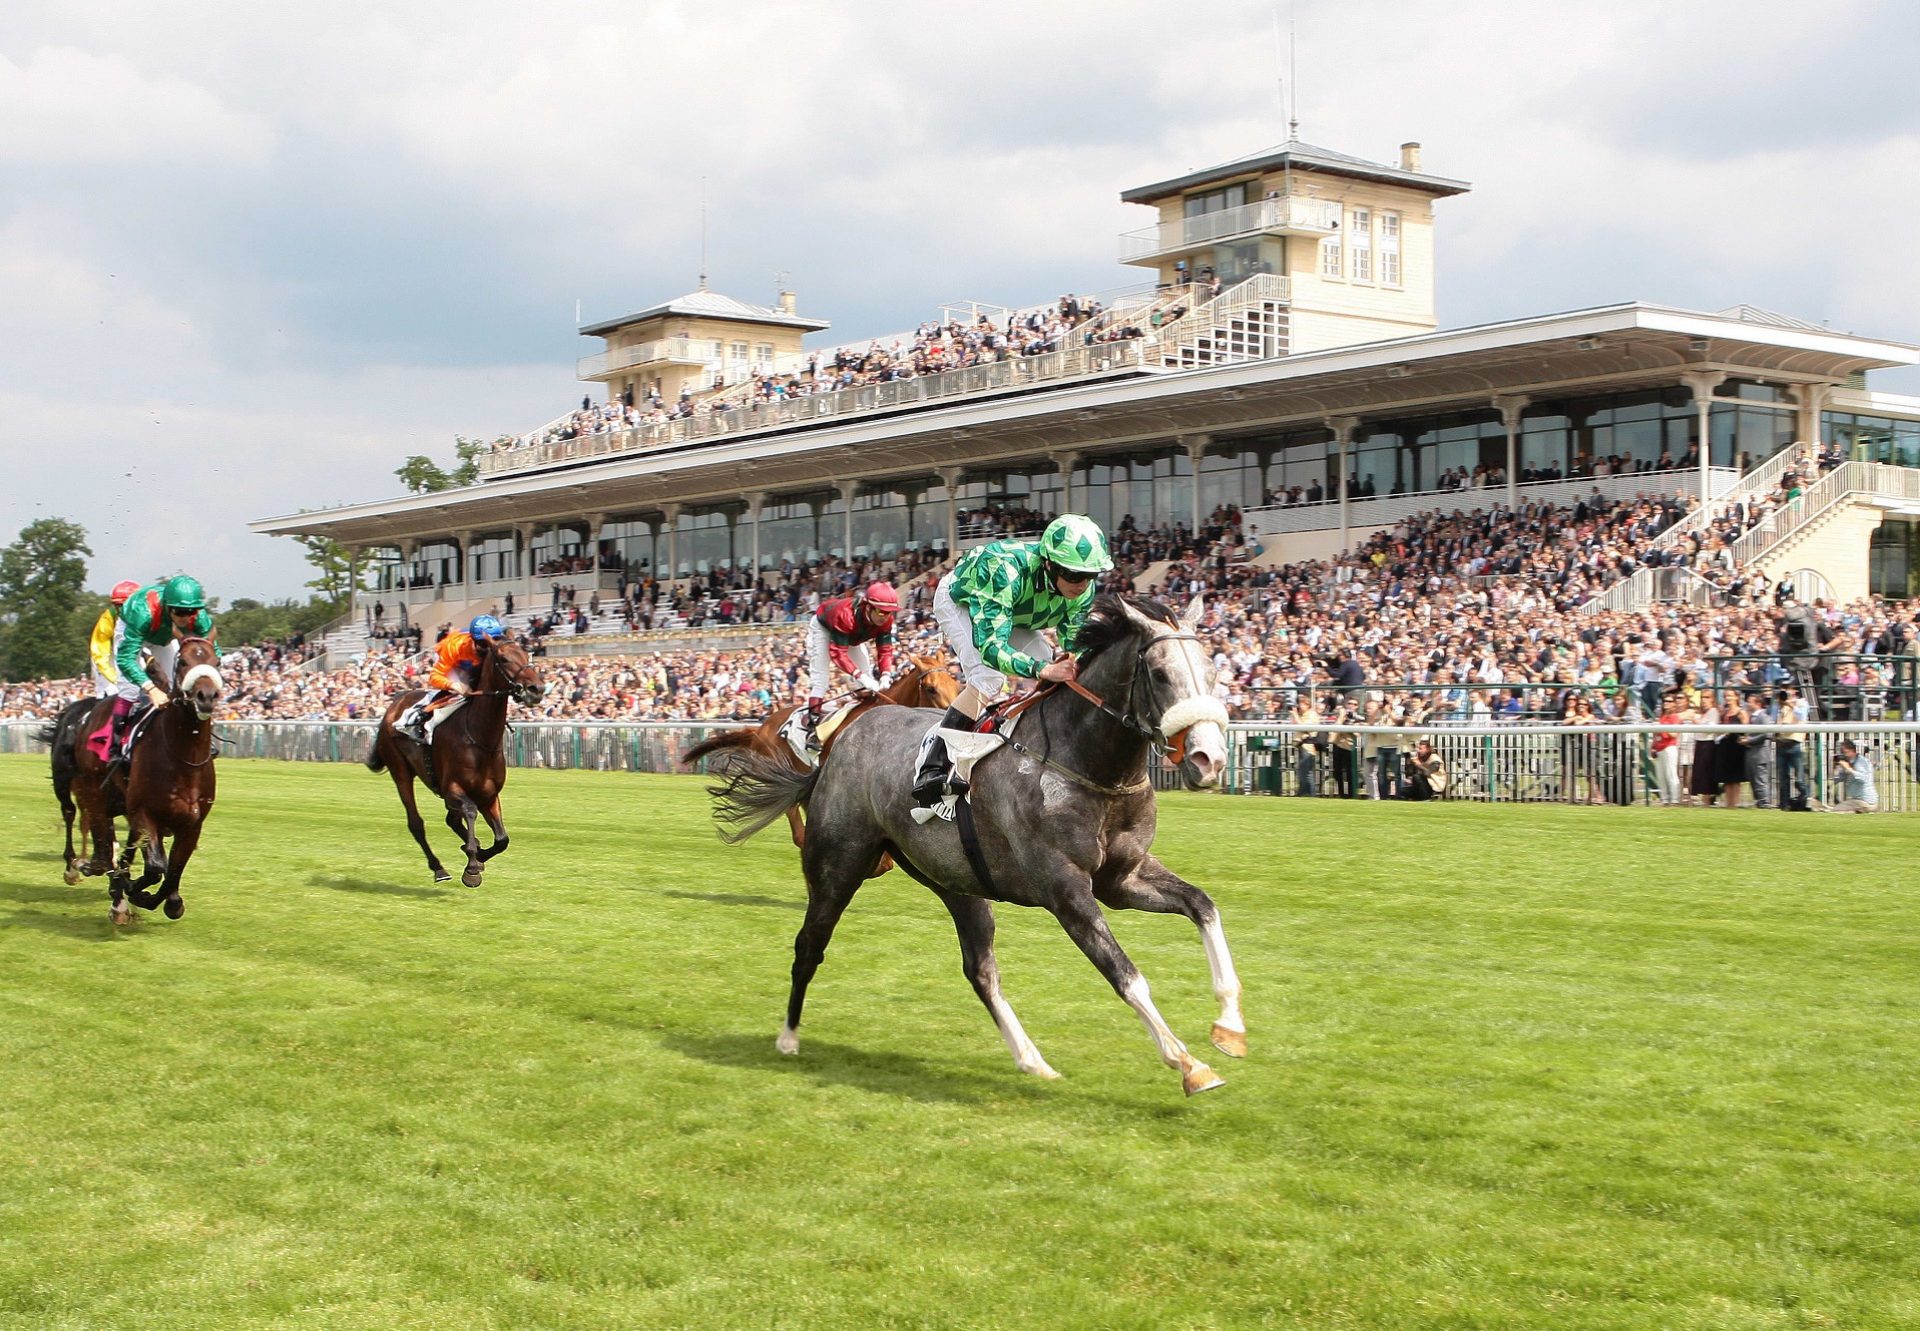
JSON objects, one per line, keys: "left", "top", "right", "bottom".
{"left": 678, "top": 655, "right": 961, "bottom": 849}
{"left": 36, "top": 696, "right": 118, "bottom": 884}
{"left": 69, "top": 637, "right": 223, "bottom": 926}
{"left": 707, "top": 594, "right": 1245, "bottom": 1097}
{"left": 365, "top": 635, "right": 544, "bottom": 886}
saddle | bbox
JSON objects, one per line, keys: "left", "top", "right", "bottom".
{"left": 779, "top": 704, "right": 856, "bottom": 768}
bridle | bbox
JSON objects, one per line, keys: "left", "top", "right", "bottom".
{"left": 163, "top": 637, "right": 223, "bottom": 767}
{"left": 1067, "top": 628, "right": 1213, "bottom": 765}
{"left": 473, "top": 641, "right": 545, "bottom": 705}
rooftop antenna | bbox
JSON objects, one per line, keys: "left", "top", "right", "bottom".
{"left": 698, "top": 177, "right": 709, "bottom": 292}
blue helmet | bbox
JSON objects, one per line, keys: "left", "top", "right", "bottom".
{"left": 469, "top": 615, "right": 506, "bottom": 640}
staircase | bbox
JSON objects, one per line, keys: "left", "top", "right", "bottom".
{"left": 1151, "top": 274, "right": 1291, "bottom": 369}
{"left": 1732, "top": 461, "right": 1920, "bottom": 600}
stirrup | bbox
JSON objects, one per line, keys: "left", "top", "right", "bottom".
{"left": 911, "top": 792, "right": 959, "bottom": 825}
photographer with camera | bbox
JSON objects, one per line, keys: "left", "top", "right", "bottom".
{"left": 1830, "top": 740, "right": 1878, "bottom": 814}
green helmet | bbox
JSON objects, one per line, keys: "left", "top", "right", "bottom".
{"left": 161, "top": 575, "right": 206, "bottom": 610}
{"left": 1038, "top": 515, "right": 1113, "bottom": 574}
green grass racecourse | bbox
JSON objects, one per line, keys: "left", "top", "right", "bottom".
{"left": 1, "top": 756, "right": 1916, "bottom": 1331}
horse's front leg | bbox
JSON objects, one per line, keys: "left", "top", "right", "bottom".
{"left": 475, "top": 795, "right": 509, "bottom": 863}
{"left": 107, "top": 822, "right": 149, "bottom": 926}
{"left": 124, "top": 836, "right": 169, "bottom": 910}
{"left": 1095, "top": 857, "right": 1246, "bottom": 1058}
{"left": 444, "top": 795, "right": 482, "bottom": 887}
{"left": 155, "top": 821, "right": 202, "bottom": 919}
{"left": 1050, "top": 881, "right": 1223, "bottom": 1096}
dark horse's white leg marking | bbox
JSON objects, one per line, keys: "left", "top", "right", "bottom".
{"left": 1096, "top": 858, "right": 1246, "bottom": 1057}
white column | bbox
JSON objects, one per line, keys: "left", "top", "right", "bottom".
{"left": 940, "top": 465, "right": 964, "bottom": 555}
{"left": 746, "top": 490, "right": 767, "bottom": 584}
{"left": 662, "top": 504, "right": 681, "bottom": 593}
{"left": 1681, "top": 370, "right": 1727, "bottom": 508}
{"left": 1794, "top": 382, "right": 1834, "bottom": 455}
{"left": 516, "top": 523, "right": 537, "bottom": 607}
{"left": 1326, "top": 416, "right": 1359, "bottom": 553}
{"left": 1181, "top": 433, "right": 1211, "bottom": 533}
{"left": 1054, "top": 450, "right": 1081, "bottom": 515}
{"left": 1492, "top": 395, "right": 1529, "bottom": 509}
{"left": 344, "top": 545, "right": 362, "bottom": 620}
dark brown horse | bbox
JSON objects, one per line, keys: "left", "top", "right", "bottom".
{"left": 365, "top": 635, "right": 545, "bottom": 886}
{"left": 679, "top": 656, "right": 961, "bottom": 850}
{"left": 36, "top": 697, "right": 117, "bottom": 884}
{"left": 69, "top": 638, "right": 223, "bottom": 926}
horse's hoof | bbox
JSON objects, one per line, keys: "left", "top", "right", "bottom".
{"left": 775, "top": 1026, "right": 800, "bottom": 1056}
{"left": 433, "top": 870, "right": 452, "bottom": 884}
{"left": 110, "top": 907, "right": 131, "bottom": 927}
{"left": 163, "top": 896, "right": 184, "bottom": 920}
{"left": 461, "top": 869, "right": 483, "bottom": 888}
{"left": 62, "top": 870, "right": 80, "bottom": 886}
{"left": 1181, "top": 1062, "right": 1226, "bottom": 1096}
{"left": 1020, "top": 1060, "right": 1062, "bottom": 1081}
{"left": 1210, "top": 1023, "right": 1248, "bottom": 1059}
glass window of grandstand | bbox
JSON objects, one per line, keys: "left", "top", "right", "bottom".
{"left": 529, "top": 523, "right": 588, "bottom": 578}
{"left": 676, "top": 505, "right": 741, "bottom": 577}
{"left": 850, "top": 483, "right": 917, "bottom": 561}
{"left": 759, "top": 493, "right": 831, "bottom": 570}
{"left": 954, "top": 465, "right": 1063, "bottom": 540}
{"left": 411, "top": 538, "right": 461, "bottom": 590}
{"left": 1214, "top": 239, "right": 1267, "bottom": 284}
{"left": 1709, "top": 402, "right": 1793, "bottom": 471}
{"left": 1382, "top": 412, "right": 1504, "bottom": 492}
{"left": 1824, "top": 412, "right": 1920, "bottom": 467}
{"left": 1076, "top": 449, "right": 1191, "bottom": 534}
{"left": 367, "top": 546, "right": 402, "bottom": 593}
{"left": 1182, "top": 182, "right": 1248, "bottom": 234}
{"left": 1869, "top": 519, "right": 1920, "bottom": 598}
{"left": 728, "top": 341, "right": 749, "bottom": 384}
{"left": 1195, "top": 442, "right": 1268, "bottom": 516}
{"left": 753, "top": 343, "right": 774, "bottom": 372}
{"left": 1379, "top": 211, "right": 1401, "bottom": 286}
{"left": 466, "top": 533, "right": 517, "bottom": 585}
{"left": 602, "top": 516, "right": 658, "bottom": 578}
{"left": 1228, "top": 428, "right": 1333, "bottom": 504}
{"left": 1319, "top": 235, "right": 1342, "bottom": 279}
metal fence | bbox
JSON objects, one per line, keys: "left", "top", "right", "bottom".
{"left": 3, "top": 719, "right": 1912, "bottom": 811}
{"left": 1226, "top": 721, "right": 1920, "bottom": 812}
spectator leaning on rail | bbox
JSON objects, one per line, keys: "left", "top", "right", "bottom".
{"left": 108, "top": 575, "right": 218, "bottom": 762}
{"left": 912, "top": 514, "right": 1113, "bottom": 816}
{"left": 802, "top": 581, "right": 900, "bottom": 750}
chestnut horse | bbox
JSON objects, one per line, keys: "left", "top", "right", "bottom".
{"left": 69, "top": 637, "right": 223, "bottom": 926}
{"left": 364, "top": 635, "right": 545, "bottom": 887}
{"left": 679, "top": 656, "right": 960, "bottom": 849}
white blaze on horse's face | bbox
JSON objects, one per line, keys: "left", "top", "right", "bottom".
{"left": 1118, "top": 596, "right": 1229, "bottom": 789}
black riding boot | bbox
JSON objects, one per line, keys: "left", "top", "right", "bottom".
{"left": 912, "top": 705, "right": 974, "bottom": 805}
{"left": 110, "top": 700, "right": 144, "bottom": 764}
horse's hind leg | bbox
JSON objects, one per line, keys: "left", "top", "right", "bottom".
{"left": 476, "top": 796, "right": 508, "bottom": 863}
{"left": 156, "top": 823, "right": 202, "bottom": 920}
{"left": 930, "top": 886, "right": 1057, "bottom": 1080}
{"left": 779, "top": 842, "right": 871, "bottom": 1056}
{"left": 1050, "top": 882, "right": 1223, "bottom": 1096}
{"left": 390, "top": 769, "right": 450, "bottom": 883}
{"left": 786, "top": 806, "right": 806, "bottom": 849}
{"left": 1096, "top": 858, "right": 1246, "bottom": 1058}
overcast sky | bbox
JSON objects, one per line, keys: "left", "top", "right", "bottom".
{"left": 5, "top": 0, "right": 1918, "bottom": 601}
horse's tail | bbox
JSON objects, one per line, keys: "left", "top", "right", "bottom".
{"left": 32, "top": 719, "right": 59, "bottom": 746}
{"left": 708, "top": 749, "right": 821, "bottom": 845}
{"left": 364, "top": 734, "right": 386, "bottom": 773}
{"left": 680, "top": 728, "right": 755, "bottom": 767}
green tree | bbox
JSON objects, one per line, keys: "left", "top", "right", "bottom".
{"left": 395, "top": 436, "right": 486, "bottom": 494}
{"left": 295, "top": 535, "right": 359, "bottom": 607}
{"left": 395, "top": 455, "right": 453, "bottom": 493}
{"left": 0, "top": 517, "right": 93, "bottom": 680}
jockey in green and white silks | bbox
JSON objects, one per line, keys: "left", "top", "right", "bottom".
{"left": 913, "top": 514, "right": 1113, "bottom": 809}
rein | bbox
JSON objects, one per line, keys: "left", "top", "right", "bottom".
{"left": 997, "top": 629, "right": 1208, "bottom": 796}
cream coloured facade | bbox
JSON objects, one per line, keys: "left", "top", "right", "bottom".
{"left": 576, "top": 289, "right": 829, "bottom": 406}
{"left": 1118, "top": 141, "right": 1463, "bottom": 354}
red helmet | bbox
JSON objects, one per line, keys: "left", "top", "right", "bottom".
{"left": 109, "top": 579, "right": 141, "bottom": 606}
{"left": 860, "top": 582, "right": 899, "bottom": 615}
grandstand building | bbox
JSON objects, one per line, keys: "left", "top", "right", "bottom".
{"left": 254, "top": 139, "right": 1920, "bottom": 653}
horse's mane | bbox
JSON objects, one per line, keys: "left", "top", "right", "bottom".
{"left": 1074, "top": 594, "right": 1178, "bottom": 663}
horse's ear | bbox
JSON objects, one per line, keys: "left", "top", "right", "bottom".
{"left": 1180, "top": 594, "right": 1205, "bottom": 632}
{"left": 207, "top": 627, "right": 219, "bottom": 645}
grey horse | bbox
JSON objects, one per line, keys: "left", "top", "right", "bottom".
{"left": 709, "top": 593, "right": 1247, "bottom": 1096}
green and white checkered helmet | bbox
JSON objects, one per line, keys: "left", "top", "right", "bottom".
{"left": 1038, "top": 515, "right": 1113, "bottom": 574}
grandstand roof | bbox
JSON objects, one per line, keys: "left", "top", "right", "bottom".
{"left": 579, "top": 289, "right": 831, "bottom": 337}
{"left": 1120, "top": 139, "right": 1472, "bottom": 204}
{"left": 253, "top": 300, "right": 1918, "bottom": 549}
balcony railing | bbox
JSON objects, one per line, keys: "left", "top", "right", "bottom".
{"left": 1119, "top": 195, "right": 1342, "bottom": 264}
{"left": 577, "top": 336, "right": 710, "bottom": 380}
{"left": 481, "top": 338, "right": 1153, "bottom": 478}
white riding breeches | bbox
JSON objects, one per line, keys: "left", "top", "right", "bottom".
{"left": 118, "top": 639, "right": 175, "bottom": 703}
{"left": 932, "top": 573, "right": 1053, "bottom": 700}
{"left": 805, "top": 620, "right": 872, "bottom": 699}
